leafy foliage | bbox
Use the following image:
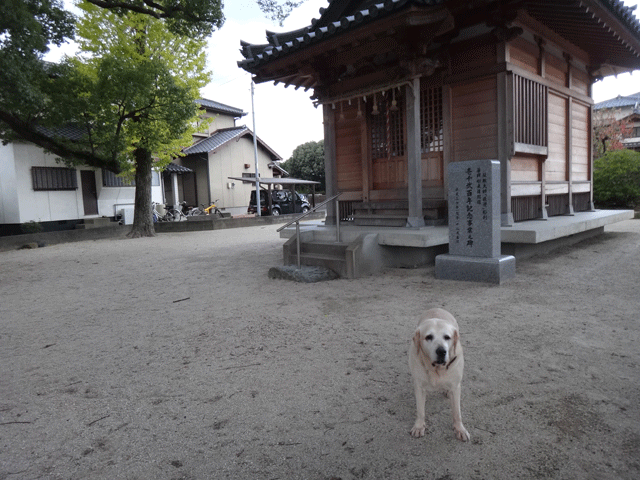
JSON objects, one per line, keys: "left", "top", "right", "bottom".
{"left": 257, "top": 0, "right": 305, "bottom": 26}
{"left": 72, "top": 1, "right": 209, "bottom": 167}
{"left": 85, "top": 0, "right": 224, "bottom": 36}
{"left": 0, "top": 0, "right": 222, "bottom": 171}
{"left": 593, "top": 149, "right": 640, "bottom": 208}
{"left": 281, "top": 140, "right": 325, "bottom": 192}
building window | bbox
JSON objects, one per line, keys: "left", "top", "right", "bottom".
{"left": 102, "top": 169, "right": 135, "bottom": 187}
{"left": 420, "top": 83, "right": 443, "bottom": 153}
{"left": 32, "top": 167, "right": 77, "bottom": 191}
{"left": 370, "top": 92, "right": 405, "bottom": 159}
{"left": 513, "top": 74, "right": 548, "bottom": 153}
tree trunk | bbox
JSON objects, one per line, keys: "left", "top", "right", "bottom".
{"left": 127, "top": 147, "right": 156, "bottom": 238}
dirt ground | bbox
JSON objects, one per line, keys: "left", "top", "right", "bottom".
{"left": 1, "top": 219, "right": 639, "bottom": 480}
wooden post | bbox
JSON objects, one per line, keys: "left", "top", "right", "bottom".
{"left": 405, "top": 78, "right": 425, "bottom": 227}
{"left": 497, "top": 70, "right": 514, "bottom": 226}
{"left": 323, "top": 103, "right": 338, "bottom": 224}
{"left": 497, "top": 43, "right": 513, "bottom": 226}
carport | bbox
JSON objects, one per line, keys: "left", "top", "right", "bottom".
{"left": 227, "top": 177, "right": 320, "bottom": 215}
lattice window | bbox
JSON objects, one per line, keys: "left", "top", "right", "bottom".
{"left": 513, "top": 74, "right": 547, "bottom": 149}
{"left": 420, "top": 83, "right": 443, "bottom": 153}
{"left": 370, "top": 94, "right": 405, "bottom": 160}
{"left": 32, "top": 167, "right": 77, "bottom": 191}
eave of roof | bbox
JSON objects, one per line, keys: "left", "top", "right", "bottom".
{"left": 197, "top": 98, "right": 247, "bottom": 117}
{"left": 182, "top": 126, "right": 282, "bottom": 160}
{"left": 238, "top": 0, "right": 640, "bottom": 83}
{"left": 164, "top": 162, "right": 193, "bottom": 174}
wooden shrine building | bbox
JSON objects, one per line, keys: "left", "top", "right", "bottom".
{"left": 240, "top": 0, "right": 640, "bottom": 229}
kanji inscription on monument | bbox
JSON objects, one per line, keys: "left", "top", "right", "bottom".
{"left": 448, "top": 160, "right": 500, "bottom": 258}
{"left": 436, "top": 160, "right": 515, "bottom": 284}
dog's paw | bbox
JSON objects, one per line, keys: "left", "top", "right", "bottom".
{"left": 454, "top": 424, "right": 470, "bottom": 442}
{"left": 410, "top": 422, "right": 426, "bottom": 438}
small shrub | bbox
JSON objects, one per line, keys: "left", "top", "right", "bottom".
{"left": 20, "top": 220, "right": 42, "bottom": 233}
{"left": 593, "top": 149, "right": 640, "bottom": 208}
{"left": 21, "top": 221, "right": 43, "bottom": 234}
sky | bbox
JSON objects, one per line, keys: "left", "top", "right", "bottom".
{"left": 45, "top": 0, "right": 640, "bottom": 161}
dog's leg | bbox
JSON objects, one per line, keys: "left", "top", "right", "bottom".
{"left": 448, "top": 384, "right": 470, "bottom": 441}
{"left": 410, "top": 380, "right": 427, "bottom": 437}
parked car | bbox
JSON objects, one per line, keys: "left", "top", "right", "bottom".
{"left": 248, "top": 189, "right": 311, "bottom": 216}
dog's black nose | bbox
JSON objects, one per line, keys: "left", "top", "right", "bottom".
{"left": 436, "top": 346, "right": 446, "bottom": 359}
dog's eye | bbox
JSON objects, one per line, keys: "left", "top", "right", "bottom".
{"left": 425, "top": 334, "right": 433, "bottom": 341}
{"left": 444, "top": 335, "right": 451, "bottom": 340}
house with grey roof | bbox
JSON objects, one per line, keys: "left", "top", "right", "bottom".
{"left": 171, "top": 99, "right": 284, "bottom": 216}
{"left": 0, "top": 97, "right": 281, "bottom": 235}
{"left": 594, "top": 92, "right": 640, "bottom": 151}
{"left": 0, "top": 126, "right": 165, "bottom": 235}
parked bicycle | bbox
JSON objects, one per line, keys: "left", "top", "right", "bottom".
{"left": 152, "top": 202, "right": 171, "bottom": 222}
{"left": 164, "top": 203, "right": 187, "bottom": 222}
{"left": 187, "top": 199, "right": 223, "bottom": 218}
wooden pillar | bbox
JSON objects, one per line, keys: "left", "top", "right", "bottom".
{"left": 567, "top": 97, "right": 575, "bottom": 215}
{"left": 323, "top": 103, "right": 338, "bottom": 224}
{"left": 565, "top": 53, "right": 575, "bottom": 215}
{"left": 405, "top": 78, "right": 425, "bottom": 227}
{"left": 498, "top": 43, "right": 514, "bottom": 226}
{"left": 498, "top": 71, "right": 514, "bottom": 226}
{"left": 442, "top": 85, "right": 452, "bottom": 204}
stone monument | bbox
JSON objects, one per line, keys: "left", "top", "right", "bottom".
{"left": 435, "top": 160, "right": 516, "bottom": 284}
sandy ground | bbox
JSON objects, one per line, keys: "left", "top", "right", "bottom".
{"left": 1, "top": 219, "right": 639, "bottom": 480}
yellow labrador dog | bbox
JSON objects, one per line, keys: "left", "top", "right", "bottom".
{"left": 408, "top": 308, "right": 470, "bottom": 442}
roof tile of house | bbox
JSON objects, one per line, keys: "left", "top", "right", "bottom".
{"left": 183, "top": 126, "right": 248, "bottom": 155}
{"left": 594, "top": 92, "right": 640, "bottom": 109}
{"left": 197, "top": 99, "right": 246, "bottom": 117}
{"left": 183, "top": 126, "right": 282, "bottom": 161}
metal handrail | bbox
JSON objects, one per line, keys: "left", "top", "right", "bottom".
{"left": 276, "top": 192, "right": 343, "bottom": 269}
{"left": 276, "top": 192, "right": 342, "bottom": 232}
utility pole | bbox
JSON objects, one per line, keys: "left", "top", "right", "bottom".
{"left": 251, "top": 78, "right": 261, "bottom": 216}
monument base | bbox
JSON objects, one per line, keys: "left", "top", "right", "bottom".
{"left": 435, "top": 254, "right": 516, "bottom": 284}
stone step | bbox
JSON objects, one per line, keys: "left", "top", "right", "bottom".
{"left": 293, "top": 252, "right": 347, "bottom": 277}
{"left": 299, "top": 240, "right": 349, "bottom": 257}
{"left": 353, "top": 215, "right": 407, "bottom": 227}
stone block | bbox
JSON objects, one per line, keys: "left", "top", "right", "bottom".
{"left": 435, "top": 254, "right": 516, "bottom": 284}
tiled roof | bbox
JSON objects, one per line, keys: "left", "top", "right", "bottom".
{"left": 197, "top": 99, "right": 246, "bottom": 117}
{"left": 35, "top": 124, "right": 86, "bottom": 142}
{"left": 164, "top": 162, "right": 193, "bottom": 174}
{"left": 594, "top": 92, "right": 640, "bottom": 109}
{"left": 239, "top": 0, "right": 640, "bottom": 77}
{"left": 183, "top": 127, "right": 248, "bottom": 154}
{"left": 182, "top": 126, "right": 282, "bottom": 160}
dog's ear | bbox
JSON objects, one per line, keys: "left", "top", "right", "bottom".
{"left": 413, "top": 330, "right": 422, "bottom": 350}
{"left": 452, "top": 329, "right": 459, "bottom": 356}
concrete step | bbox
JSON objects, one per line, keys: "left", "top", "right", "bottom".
{"left": 300, "top": 240, "right": 349, "bottom": 257}
{"left": 353, "top": 215, "right": 407, "bottom": 227}
{"left": 293, "top": 252, "right": 347, "bottom": 277}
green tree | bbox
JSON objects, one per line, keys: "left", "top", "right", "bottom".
{"left": 593, "top": 149, "right": 640, "bottom": 208}
{"left": 0, "top": 0, "right": 219, "bottom": 237}
{"left": 281, "top": 140, "right": 325, "bottom": 193}
{"left": 0, "top": 0, "right": 300, "bottom": 236}
{"left": 69, "top": 1, "right": 211, "bottom": 237}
